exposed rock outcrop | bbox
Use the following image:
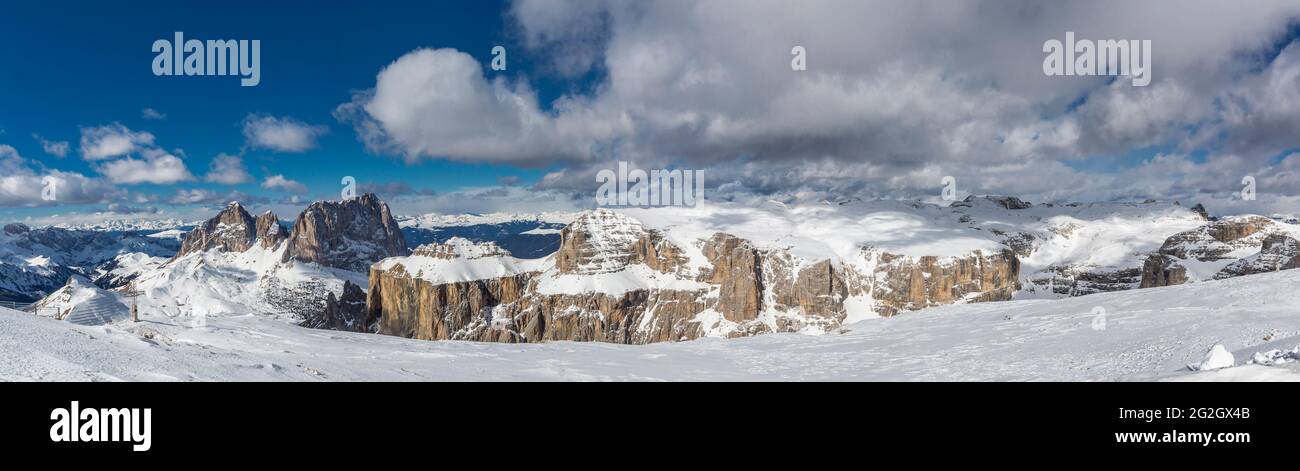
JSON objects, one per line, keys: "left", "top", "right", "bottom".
{"left": 870, "top": 249, "right": 1020, "bottom": 317}
{"left": 1139, "top": 215, "right": 1287, "bottom": 287}
{"left": 1190, "top": 203, "right": 1211, "bottom": 221}
{"left": 1139, "top": 254, "right": 1188, "bottom": 288}
{"left": 953, "top": 195, "right": 1033, "bottom": 210}
{"left": 1157, "top": 216, "right": 1275, "bottom": 261}
{"left": 1215, "top": 234, "right": 1300, "bottom": 279}
{"left": 174, "top": 202, "right": 257, "bottom": 258}
{"left": 367, "top": 267, "right": 534, "bottom": 342}
{"left": 1026, "top": 265, "right": 1145, "bottom": 296}
{"left": 302, "top": 280, "right": 369, "bottom": 332}
{"left": 700, "top": 233, "right": 763, "bottom": 323}
{"left": 283, "top": 193, "right": 408, "bottom": 272}
{"left": 255, "top": 211, "right": 288, "bottom": 249}
{"left": 554, "top": 209, "right": 645, "bottom": 274}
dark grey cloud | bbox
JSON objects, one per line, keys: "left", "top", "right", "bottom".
{"left": 336, "top": 0, "right": 1300, "bottom": 213}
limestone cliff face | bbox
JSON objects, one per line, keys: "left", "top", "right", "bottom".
{"left": 869, "top": 249, "right": 1020, "bottom": 317}
{"left": 174, "top": 202, "right": 258, "bottom": 258}
{"left": 700, "top": 233, "right": 763, "bottom": 323}
{"left": 366, "top": 227, "right": 712, "bottom": 344}
{"left": 367, "top": 265, "right": 533, "bottom": 342}
{"left": 1139, "top": 254, "right": 1188, "bottom": 288}
{"left": 283, "top": 193, "right": 408, "bottom": 272}
{"left": 365, "top": 210, "right": 1024, "bottom": 345}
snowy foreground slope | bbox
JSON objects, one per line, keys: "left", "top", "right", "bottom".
{"left": 3, "top": 267, "right": 1298, "bottom": 381}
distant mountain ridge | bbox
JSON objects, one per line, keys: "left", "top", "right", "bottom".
{"left": 16, "top": 194, "right": 1300, "bottom": 347}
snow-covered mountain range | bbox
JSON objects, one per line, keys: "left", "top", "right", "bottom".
{"left": 0, "top": 223, "right": 183, "bottom": 302}
{"left": 4, "top": 193, "right": 1300, "bottom": 380}
{"left": 363, "top": 196, "right": 1300, "bottom": 344}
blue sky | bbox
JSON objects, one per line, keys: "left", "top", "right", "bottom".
{"left": 0, "top": 0, "right": 576, "bottom": 222}
{"left": 3, "top": 1, "right": 1300, "bottom": 224}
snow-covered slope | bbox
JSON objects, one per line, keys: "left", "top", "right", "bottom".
{"left": 129, "top": 242, "right": 365, "bottom": 322}
{"left": 0, "top": 223, "right": 183, "bottom": 301}
{"left": 25, "top": 200, "right": 388, "bottom": 329}
{"left": 3, "top": 267, "right": 1299, "bottom": 381}
{"left": 28, "top": 275, "right": 128, "bottom": 323}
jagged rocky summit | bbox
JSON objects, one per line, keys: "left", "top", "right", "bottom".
{"left": 283, "top": 193, "right": 409, "bottom": 272}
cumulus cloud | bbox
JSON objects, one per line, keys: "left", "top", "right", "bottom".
{"left": 0, "top": 144, "right": 118, "bottom": 207}
{"left": 79, "top": 123, "right": 156, "bottom": 161}
{"left": 104, "top": 203, "right": 161, "bottom": 215}
{"left": 32, "top": 134, "right": 70, "bottom": 158}
{"left": 337, "top": 0, "right": 1300, "bottom": 212}
{"left": 141, "top": 108, "right": 167, "bottom": 120}
{"left": 261, "top": 174, "right": 308, "bottom": 193}
{"left": 507, "top": 0, "right": 612, "bottom": 77}
{"left": 168, "top": 188, "right": 268, "bottom": 206}
{"left": 96, "top": 149, "right": 195, "bottom": 185}
{"left": 243, "top": 114, "right": 328, "bottom": 153}
{"left": 73, "top": 123, "right": 197, "bottom": 186}
{"left": 336, "top": 48, "right": 585, "bottom": 165}
{"left": 204, "top": 153, "right": 253, "bottom": 185}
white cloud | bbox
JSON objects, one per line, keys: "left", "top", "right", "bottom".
{"left": 72, "top": 122, "right": 198, "bottom": 186}
{"left": 32, "top": 134, "right": 70, "bottom": 158}
{"left": 79, "top": 123, "right": 156, "bottom": 161}
{"left": 0, "top": 144, "right": 118, "bottom": 207}
{"left": 203, "top": 153, "right": 253, "bottom": 185}
{"left": 338, "top": 0, "right": 1300, "bottom": 211}
{"left": 336, "top": 48, "right": 589, "bottom": 166}
{"left": 168, "top": 188, "right": 267, "bottom": 206}
{"left": 141, "top": 108, "right": 167, "bottom": 120}
{"left": 261, "top": 174, "right": 308, "bottom": 193}
{"left": 96, "top": 150, "right": 195, "bottom": 185}
{"left": 242, "top": 114, "right": 328, "bottom": 153}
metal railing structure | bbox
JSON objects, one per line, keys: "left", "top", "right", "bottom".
{"left": 0, "top": 301, "right": 32, "bottom": 311}
{"left": 0, "top": 300, "right": 65, "bottom": 319}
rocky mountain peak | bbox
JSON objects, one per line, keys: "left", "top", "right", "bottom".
{"left": 1190, "top": 203, "right": 1211, "bottom": 221}
{"left": 282, "top": 193, "right": 408, "bottom": 272}
{"left": 174, "top": 201, "right": 258, "bottom": 259}
{"left": 554, "top": 209, "right": 650, "bottom": 274}
{"left": 255, "top": 211, "right": 288, "bottom": 249}
{"left": 3, "top": 223, "right": 30, "bottom": 235}
{"left": 1215, "top": 234, "right": 1300, "bottom": 279}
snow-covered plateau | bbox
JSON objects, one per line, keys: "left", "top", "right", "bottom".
{"left": 2, "top": 267, "right": 1298, "bottom": 381}
{"left": 4, "top": 194, "right": 1299, "bottom": 381}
